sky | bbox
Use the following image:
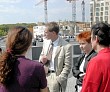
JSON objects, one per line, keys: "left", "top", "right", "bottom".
{"left": 0, "top": 0, "right": 90, "bottom": 24}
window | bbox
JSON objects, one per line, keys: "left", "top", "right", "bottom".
{"left": 96, "top": 8, "right": 100, "bottom": 12}
{"left": 105, "top": 16, "right": 108, "bottom": 21}
{"left": 91, "top": 17, "right": 93, "bottom": 21}
{"left": 100, "top": 17, "right": 103, "bottom": 22}
{"left": 90, "top": 4, "right": 93, "bottom": 12}
{"left": 101, "top": 7, "right": 103, "bottom": 11}
{"left": 105, "top": 2, "right": 109, "bottom": 6}
{"left": 105, "top": 11, "right": 108, "bottom": 15}
{"left": 90, "top": 13, "right": 93, "bottom": 16}
{"left": 96, "top": 3, "right": 100, "bottom": 7}
{"left": 96, "top": 17, "right": 99, "bottom": 23}
{"left": 100, "top": 12, "right": 103, "bottom": 16}
{"left": 105, "top": 7, "right": 108, "bottom": 10}
{"left": 101, "top": 3, "right": 104, "bottom": 6}
{"left": 96, "top": 12, "right": 99, "bottom": 16}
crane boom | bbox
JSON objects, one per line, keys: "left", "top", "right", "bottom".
{"left": 35, "top": 0, "right": 48, "bottom": 23}
{"left": 35, "top": 0, "right": 44, "bottom": 6}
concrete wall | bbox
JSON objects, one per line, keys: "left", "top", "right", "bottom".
{"left": 31, "top": 44, "right": 82, "bottom": 64}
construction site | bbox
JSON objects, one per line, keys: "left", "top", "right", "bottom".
{"left": 34, "top": 0, "right": 90, "bottom": 37}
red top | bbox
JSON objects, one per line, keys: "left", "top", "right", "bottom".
{"left": 81, "top": 48, "right": 110, "bottom": 92}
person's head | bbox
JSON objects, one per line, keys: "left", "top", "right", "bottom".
{"left": 44, "top": 22, "right": 59, "bottom": 41}
{"left": 91, "top": 22, "right": 110, "bottom": 51}
{"left": 76, "top": 31, "right": 92, "bottom": 54}
{"left": 6, "top": 26, "right": 32, "bottom": 55}
{"left": 0, "top": 26, "right": 32, "bottom": 86}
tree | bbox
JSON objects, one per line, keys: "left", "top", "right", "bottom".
{"left": 0, "top": 29, "right": 7, "bottom": 36}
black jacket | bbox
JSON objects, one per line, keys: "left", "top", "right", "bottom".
{"left": 72, "top": 50, "right": 97, "bottom": 86}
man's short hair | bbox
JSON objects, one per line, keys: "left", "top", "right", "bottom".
{"left": 45, "top": 22, "right": 59, "bottom": 34}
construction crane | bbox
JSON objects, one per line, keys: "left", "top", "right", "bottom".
{"left": 35, "top": 0, "right": 48, "bottom": 23}
{"left": 67, "top": 0, "right": 78, "bottom": 35}
{"left": 67, "top": 0, "right": 77, "bottom": 23}
{"left": 81, "top": 0, "right": 85, "bottom": 22}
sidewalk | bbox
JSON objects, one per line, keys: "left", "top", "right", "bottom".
{"left": 66, "top": 74, "right": 76, "bottom": 92}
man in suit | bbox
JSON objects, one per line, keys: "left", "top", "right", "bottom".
{"left": 39, "top": 22, "right": 72, "bottom": 92}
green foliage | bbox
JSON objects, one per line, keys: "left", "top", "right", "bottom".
{"left": 0, "top": 23, "right": 37, "bottom": 36}
{"left": 0, "top": 29, "right": 7, "bottom": 36}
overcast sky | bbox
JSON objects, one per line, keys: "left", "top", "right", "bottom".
{"left": 0, "top": 0, "right": 90, "bottom": 24}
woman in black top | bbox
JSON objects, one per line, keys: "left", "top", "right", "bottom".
{"left": 72, "top": 31, "right": 97, "bottom": 92}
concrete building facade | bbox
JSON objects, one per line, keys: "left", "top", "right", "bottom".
{"left": 90, "top": 0, "right": 110, "bottom": 24}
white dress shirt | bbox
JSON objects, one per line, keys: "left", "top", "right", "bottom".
{"left": 79, "top": 54, "right": 87, "bottom": 73}
{"left": 49, "top": 37, "right": 59, "bottom": 71}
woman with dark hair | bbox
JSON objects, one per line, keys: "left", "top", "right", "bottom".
{"left": 0, "top": 26, "right": 48, "bottom": 92}
{"left": 81, "top": 22, "right": 110, "bottom": 92}
{"left": 72, "top": 31, "right": 97, "bottom": 92}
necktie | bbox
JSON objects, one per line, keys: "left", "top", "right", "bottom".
{"left": 47, "top": 42, "right": 53, "bottom": 60}
{"left": 44, "top": 42, "right": 53, "bottom": 74}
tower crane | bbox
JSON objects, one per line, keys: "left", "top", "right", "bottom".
{"left": 67, "top": 0, "right": 78, "bottom": 35}
{"left": 67, "top": 0, "right": 86, "bottom": 32}
{"left": 67, "top": 0, "right": 86, "bottom": 23}
{"left": 81, "top": 0, "right": 85, "bottom": 22}
{"left": 35, "top": 0, "right": 48, "bottom": 23}
{"left": 67, "top": 0, "right": 77, "bottom": 23}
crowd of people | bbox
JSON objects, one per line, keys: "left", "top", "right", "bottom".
{"left": 0, "top": 22, "right": 110, "bottom": 92}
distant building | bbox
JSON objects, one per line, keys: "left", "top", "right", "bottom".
{"left": 90, "top": 0, "right": 110, "bottom": 24}
{"left": 33, "top": 21, "right": 91, "bottom": 37}
{"left": 33, "top": 26, "right": 45, "bottom": 39}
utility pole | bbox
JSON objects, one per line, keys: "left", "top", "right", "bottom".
{"left": 35, "top": 0, "right": 48, "bottom": 23}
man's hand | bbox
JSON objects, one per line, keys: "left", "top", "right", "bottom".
{"left": 40, "top": 55, "right": 48, "bottom": 64}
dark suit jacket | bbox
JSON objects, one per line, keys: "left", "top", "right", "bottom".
{"left": 72, "top": 50, "right": 97, "bottom": 86}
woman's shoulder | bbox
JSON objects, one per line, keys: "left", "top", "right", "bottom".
{"left": 17, "top": 56, "right": 43, "bottom": 69}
